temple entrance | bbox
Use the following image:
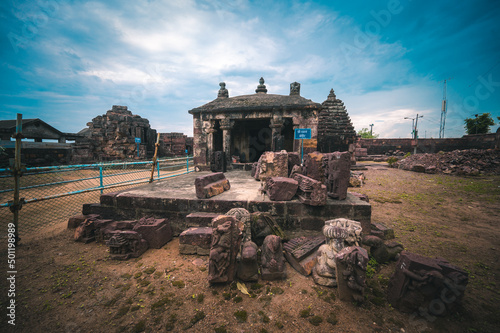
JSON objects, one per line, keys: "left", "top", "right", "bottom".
{"left": 213, "top": 120, "right": 223, "bottom": 152}
{"left": 232, "top": 119, "right": 271, "bottom": 163}
{"left": 283, "top": 118, "right": 294, "bottom": 152}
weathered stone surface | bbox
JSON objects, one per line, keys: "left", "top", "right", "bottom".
{"left": 250, "top": 212, "right": 286, "bottom": 247}
{"left": 324, "top": 152, "right": 351, "bottom": 200}
{"left": 387, "top": 251, "right": 468, "bottom": 315}
{"left": 106, "top": 230, "right": 149, "bottom": 260}
{"left": 289, "top": 164, "right": 302, "bottom": 178}
{"left": 266, "top": 177, "right": 298, "bottom": 201}
{"left": 251, "top": 162, "right": 260, "bottom": 179}
{"left": 186, "top": 212, "right": 220, "bottom": 227}
{"left": 179, "top": 227, "right": 212, "bottom": 256}
{"left": 133, "top": 217, "right": 172, "bottom": 249}
{"left": 237, "top": 241, "right": 259, "bottom": 282}
{"left": 226, "top": 208, "right": 251, "bottom": 244}
{"left": 293, "top": 173, "right": 327, "bottom": 206}
{"left": 210, "top": 151, "right": 226, "bottom": 172}
{"left": 370, "top": 223, "right": 394, "bottom": 240}
{"left": 349, "top": 192, "right": 369, "bottom": 202}
{"left": 284, "top": 235, "right": 325, "bottom": 276}
{"left": 261, "top": 235, "right": 286, "bottom": 280}
{"left": 362, "top": 235, "right": 403, "bottom": 264}
{"left": 208, "top": 215, "right": 242, "bottom": 284}
{"left": 303, "top": 151, "right": 325, "bottom": 182}
{"left": 257, "top": 151, "right": 289, "bottom": 186}
{"left": 195, "top": 172, "right": 231, "bottom": 199}
{"left": 335, "top": 246, "right": 369, "bottom": 302}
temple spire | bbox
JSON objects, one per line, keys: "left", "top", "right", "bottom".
{"left": 255, "top": 77, "right": 267, "bottom": 93}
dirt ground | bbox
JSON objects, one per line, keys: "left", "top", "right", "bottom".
{"left": 1, "top": 162, "right": 499, "bottom": 333}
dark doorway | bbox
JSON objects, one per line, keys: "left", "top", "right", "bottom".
{"left": 283, "top": 118, "right": 294, "bottom": 152}
{"left": 232, "top": 119, "right": 271, "bottom": 162}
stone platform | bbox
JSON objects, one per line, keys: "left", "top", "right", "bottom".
{"left": 83, "top": 170, "right": 371, "bottom": 236}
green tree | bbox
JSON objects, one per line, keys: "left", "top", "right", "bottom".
{"left": 357, "top": 128, "right": 379, "bottom": 139}
{"left": 464, "top": 113, "right": 495, "bottom": 134}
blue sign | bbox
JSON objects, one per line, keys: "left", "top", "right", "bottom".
{"left": 135, "top": 137, "right": 141, "bottom": 143}
{"left": 294, "top": 128, "right": 311, "bottom": 140}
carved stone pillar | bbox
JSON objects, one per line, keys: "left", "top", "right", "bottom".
{"left": 220, "top": 119, "right": 234, "bottom": 167}
{"left": 206, "top": 122, "right": 217, "bottom": 164}
{"left": 270, "top": 114, "right": 284, "bottom": 152}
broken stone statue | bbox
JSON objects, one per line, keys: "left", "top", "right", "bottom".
{"left": 106, "top": 230, "right": 149, "bottom": 260}
{"left": 236, "top": 241, "right": 259, "bottom": 282}
{"left": 335, "top": 246, "right": 369, "bottom": 303}
{"left": 261, "top": 235, "right": 287, "bottom": 280}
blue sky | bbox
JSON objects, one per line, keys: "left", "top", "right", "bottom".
{"left": 1, "top": 0, "right": 499, "bottom": 138}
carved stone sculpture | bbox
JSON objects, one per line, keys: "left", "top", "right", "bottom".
{"left": 74, "top": 218, "right": 97, "bottom": 243}
{"left": 363, "top": 235, "right": 403, "bottom": 264}
{"left": 208, "top": 215, "right": 242, "bottom": 284}
{"left": 210, "top": 151, "right": 226, "bottom": 172}
{"left": 293, "top": 173, "right": 327, "bottom": 206}
{"left": 335, "top": 246, "right": 369, "bottom": 302}
{"left": 303, "top": 151, "right": 326, "bottom": 182}
{"left": 289, "top": 81, "right": 301, "bottom": 95}
{"left": 324, "top": 152, "right": 351, "bottom": 200}
{"left": 261, "top": 235, "right": 286, "bottom": 280}
{"left": 217, "top": 82, "right": 229, "bottom": 98}
{"left": 236, "top": 241, "right": 259, "bottom": 282}
{"left": 387, "top": 251, "right": 468, "bottom": 315}
{"left": 95, "top": 220, "right": 135, "bottom": 243}
{"left": 312, "top": 219, "right": 363, "bottom": 287}
{"left": 226, "top": 208, "right": 251, "bottom": 243}
{"left": 106, "top": 230, "right": 149, "bottom": 260}
{"left": 284, "top": 235, "right": 325, "bottom": 276}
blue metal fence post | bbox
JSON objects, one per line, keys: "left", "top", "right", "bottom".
{"left": 99, "top": 166, "right": 103, "bottom": 194}
{"left": 157, "top": 161, "right": 160, "bottom": 179}
{"left": 186, "top": 150, "right": 189, "bottom": 172}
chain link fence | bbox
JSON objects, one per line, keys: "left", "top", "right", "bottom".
{"left": 0, "top": 157, "right": 193, "bottom": 237}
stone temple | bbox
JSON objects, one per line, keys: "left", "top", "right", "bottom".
{"left": 188, "top": 78, "right": 356, "bottom": 170}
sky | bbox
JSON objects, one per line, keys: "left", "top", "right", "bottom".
{"left": 1, "top": 0, "right": 499, "bottom": 139}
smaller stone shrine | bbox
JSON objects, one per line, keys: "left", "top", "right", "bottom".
{"left": 261, "top": 235, "right": 287, "bottom": 280}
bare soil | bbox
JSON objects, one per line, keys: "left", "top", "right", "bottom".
{"left": 1, "top": 163, "right": 499, "bottom": 333}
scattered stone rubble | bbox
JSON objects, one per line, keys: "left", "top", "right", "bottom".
{"left": 395, "top": 149, "right": 500, "bottom": 175}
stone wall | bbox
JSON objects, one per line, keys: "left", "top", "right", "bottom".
{"left": 160, "top": 132, "right": 193, "bottom": 157}
{"left": 359, "top": 133, "right": 496, "bottom": 155}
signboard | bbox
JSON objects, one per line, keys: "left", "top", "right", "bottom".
{"left": 135, "top": 137, "right": 141, "bottom": 143}
{"left": 294, "top": 128, "right": 311, "bottom": 140}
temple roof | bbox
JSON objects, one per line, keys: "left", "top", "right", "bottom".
{"left": 188, "top": 93, "right": 321, "bottom": 114}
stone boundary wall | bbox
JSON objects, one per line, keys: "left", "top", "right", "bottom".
{"left": 359, "top": 133, "right": 497, "bottom": 155}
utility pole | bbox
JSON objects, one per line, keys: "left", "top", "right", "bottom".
{"left": 369, "top": 124, "right": 374, "bottom": 136}
{"left": 404, "top": 117, "right": 415, "bottom": 138}
{"left": 414, "top": 114, "right": 424, "bottom": 154}
{"left": 439, "top": 78, "right": 452, "bottom": 138}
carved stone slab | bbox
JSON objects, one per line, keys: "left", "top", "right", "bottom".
{"left": 208, "top": 215, "right": 242, "bottom": 284}
{"left": 293, "top": 173, "right": 327, "bottom": 206}
{"left": 133, "top": 217, "right": 173, "bottom": 249}
{"left": 283, "top": 235, "right": 325, "bottom": 276}
{"left": 335, "top": 246, "right": 369, "bottom": 302}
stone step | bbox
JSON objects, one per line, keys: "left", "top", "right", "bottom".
{"left": 185, "top": 212, "right": 221, "bottom": 227}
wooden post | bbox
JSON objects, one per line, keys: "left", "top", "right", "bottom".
{"left": 149, "top": 133, "right": 160, "bottom": 183}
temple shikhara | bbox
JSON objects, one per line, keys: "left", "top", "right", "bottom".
{"left": 188, "top": 78, "right": 356, "bottom": 170}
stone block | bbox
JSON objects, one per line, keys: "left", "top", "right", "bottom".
{"left": 195, "top": 172, "right": 231, "bottom": 199}
{"left": 179, "top": 227, "right": 212, "bottom": 256}
{"left": 303, "top": 151, "right": 325, "bottom": 182}
{"left": 210, "top": 151, "right": 226, "bottom": 172}
{"left": 266, "top": 177, "right": 298, "bottom": 201}
{"left": 371, "top": 222, "right": 394, "bottom": 240}
{"left": 68, "top": 214, "right": 99, "bottom": 229}
{"left": 387, "top": 251, "right": 468, "bottom": 315}
{"left": 186, "top": 212, "right": 221, "bottom": 227}
{"left": 133, "top": 217, "right": 173, "bottom": 249}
